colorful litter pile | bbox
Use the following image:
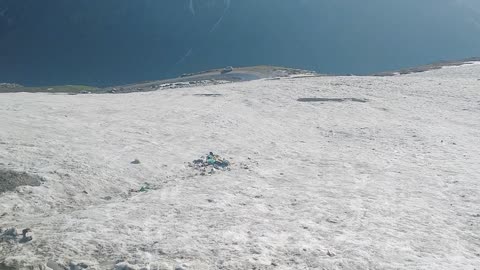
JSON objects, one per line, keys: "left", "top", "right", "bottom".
{"left": 188, "top": 152, "right": 231, "bottom": 176}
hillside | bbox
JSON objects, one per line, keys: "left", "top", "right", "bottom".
{"left": 0, "top": 63, "right": 479, "bottom": 269}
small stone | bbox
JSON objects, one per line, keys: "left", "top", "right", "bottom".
{"left": 114, "top": 262, "right": 138, "bottom": 270}
{"left": 149, "top": 262, "right": 170, "bottom": 270}
{"left": 69, "top": 262, "right": 84, "bottom": 270}
{"left": 250, "top": 248, "right": 262, "bottom": 255}
{"left": 68, "top": 262, "right": 89, "bottom": 269}
{"left": 2, "top": 228, "right": 17, "bottom": 237}
{"left": 326, "top": 217, "right": 339, "bottom": 224}
{"left": 47, "top": 260, "right": 65, "bottom": 270}
{"left": 19, "top": 236, "right": 32, "bottom": 243}
{"left": 131, "top": 159, "right": 141, "bottom": 164}
{"left": 327, "top": 250, "right": 336, "bottom": 257}
{"left": 175, "top": 264, "right": 187, "bottom": 270}
{"left": 22, "top": 228, "right": 31, "bottom": 238}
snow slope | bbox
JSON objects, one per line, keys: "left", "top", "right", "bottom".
{"left": 0, "top": 64, "right": 479, "bottom": 269}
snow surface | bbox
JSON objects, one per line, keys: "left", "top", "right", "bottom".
{"left": 404, "top": 61, "right": 480, "bottom": 79}
{"left": 0, "top": 64, "right": 479, "bottom": 269}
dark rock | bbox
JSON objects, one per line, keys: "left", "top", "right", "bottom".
{"left": 47, "top": 260, "right": 66, "bottom": 270}
{"left": 131, "top": 159, "right": 141, "bottom": 164}
{"left": 70, "top": 263, "right": 83, "bottom": 270}
{"left": 193, "top": 93, "right": 222, "bottom": 97}
{"left": 1, "top": 228, "right": 17, "bottom": 237}
{"left": 22, "top": 228, "right": 31, "bottom": 237}
{"left": 327, "top": 250, "right": 336, "bottom": 257}
{"left": 78, "top": 263, "right": 89, "bottom": 268}
{"left": 0, "top": 169, "right": 43, "bottom": 194}
{"left": 193, "top": 159, "right": 204, "bottom": 164}
{"left": 326, "top": 217, "right": 339, "bottom": 224}
{"left": 114, "top": 262, "right": 138, "bottom": 270}
{"left": 19, "top": 236, "right": 32, "bottom": 243}
{"left": 175, "top": 263, "right": 188, "bottom": 270}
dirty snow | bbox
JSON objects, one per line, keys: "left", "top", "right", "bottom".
{"left": 0, "top": 64, "right": 479, "bottom": 269}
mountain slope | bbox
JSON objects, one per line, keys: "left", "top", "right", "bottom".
{"left": 0, "top": 63, "right": 479, "bottom": 269}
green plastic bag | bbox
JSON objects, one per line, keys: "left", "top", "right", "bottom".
{"left": 207, "top": 158, "right": 216, "bottom": 165}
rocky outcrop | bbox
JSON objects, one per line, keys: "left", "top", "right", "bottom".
{"left": 0, "top": 169, "right": 43, "bottom": 194}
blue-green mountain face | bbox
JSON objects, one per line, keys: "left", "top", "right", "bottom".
{"left": 1, "top": 0, "right": 479, "bottom": 86}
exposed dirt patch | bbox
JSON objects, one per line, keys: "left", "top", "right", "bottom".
{"left": 297, "top": 98, "right": 367, "bottom": 103}
{"left": 0, "top": 169, "right": 43, "bottom": 193}
{"left": 372, "top": 57, "right": 480, "bottom": 76}
{"left": 193, "top": 94, "right": 223, "bottom": 97}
